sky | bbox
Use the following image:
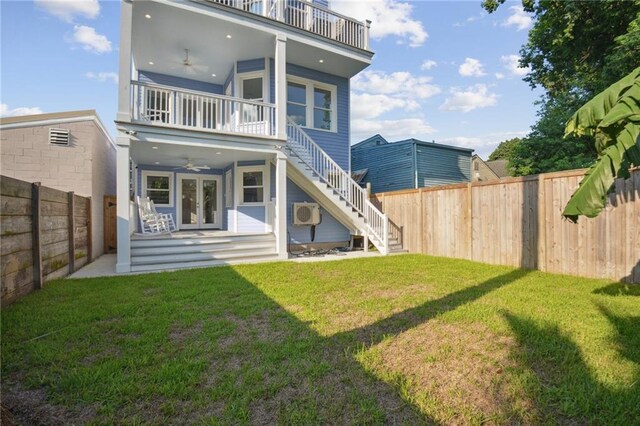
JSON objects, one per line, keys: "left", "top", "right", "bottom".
{"left": 0, "top": 0, "right": 543, "bottom": 158}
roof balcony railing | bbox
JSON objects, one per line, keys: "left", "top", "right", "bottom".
{"left": 131, "top": 81, "right": 276, "bottom": 138}
{"left": 203, "top": 0, "right": 371, "bottom": 50}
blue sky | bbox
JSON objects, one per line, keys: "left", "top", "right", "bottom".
{"left": 1, "top": 0, "right": 542, "bottom": 158}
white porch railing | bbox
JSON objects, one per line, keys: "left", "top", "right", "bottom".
{"left": 131, "top": 81, "right": 276, "bottom": 138}
{"left": 286, "top": 117, "right": 389, "bottom": 253}
{"left": 204, "top": 0, "right": 370, "bottom": 50}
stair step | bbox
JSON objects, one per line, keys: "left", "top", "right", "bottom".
{"left": 132, "top": 247, "right": 277, "bottom": 265}
{"left": 131, "top": 241, "right": 275, "bottom": 256}
{"left": 131, "top": 233, "right": 274, "bottom": 248}
{"left": 130, "top": 253, "right": 281, "bottom": 272}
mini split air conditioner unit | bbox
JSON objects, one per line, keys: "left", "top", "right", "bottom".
{"left": 293, "top": 202, "right": 320, "bottom": 225}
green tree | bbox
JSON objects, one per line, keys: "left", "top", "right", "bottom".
{"left": 483, "top": 0, "right": 640, "bottom": 175}
{"left": 488, "top": 137, "right": 521, "bottom": 161}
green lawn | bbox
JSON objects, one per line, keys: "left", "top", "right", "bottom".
{"left": 2, "top": 254, "right": 639, "bottom": 424}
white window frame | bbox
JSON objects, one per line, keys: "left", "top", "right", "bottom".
{"left": 235, "top": 165, "right": 270, "bottom": 207}
{"left": 287, "top": 75, "right": 337, "bottom": 133}
{"left": 225, "top": 169, "right": 232, "bottom": 208}
{"left": 141, "top": 171, "right": 174, "bottom": 208}
{"left": 237, "top": 70, "right": 268, "bottom": 103}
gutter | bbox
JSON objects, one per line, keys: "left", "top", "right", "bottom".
{"left": 413, "top": 141, "right": 418, "bottom": 189}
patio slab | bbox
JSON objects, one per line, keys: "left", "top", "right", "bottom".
{"left": 69, "top": 250, "right": 383, "bottom": 279}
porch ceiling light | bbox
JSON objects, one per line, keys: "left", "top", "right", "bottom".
{"left": 154, "top": 162, "right": 160, "bottom": 165}
{"left": 148, "top": 61, "right": 154, "bottom": 65}
{"left": 211, "top": 73, "right": 216, "bottom": 77}
{"left": 152, "top": 146, "right": 158, "bottom": 149}
{"left": 226, "top": 34, "right": 232, "bottom": 39}
{"left": 216, "top": 151, "right": 221, "bottom": 155}
{"left": 319, "top": 59, "right": 324, "bottom": 63}
{"left": 145, "top": 14, "right": 151, "bottom": 19}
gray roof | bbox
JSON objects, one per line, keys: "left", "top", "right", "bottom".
{"left": 485, "top": 159, "right": 509, "bottom": 177}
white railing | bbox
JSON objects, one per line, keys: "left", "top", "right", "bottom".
{"left": 131, "top": 81, "right": 276, "bottom": 138}
{"left": 286, "top": 117, "right": 389, "bottom": 253}
{"left": 204, "top": 0, "right": 370, "bottom": 50}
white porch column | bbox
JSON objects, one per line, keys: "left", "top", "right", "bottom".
{"left": 116, "top": 136, "right": 131, "bottom": 273}
{"left": 275, "top": 33, "right": 287, "bottom": 140}
{"left": 117, "top": 0, "right": 133, "bottom": 122}
{"left": 275, "top": 152, "right": 288, "bottom": 258}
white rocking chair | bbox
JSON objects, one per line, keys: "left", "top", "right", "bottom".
{"left": 136, "top": 196, "right": 176, "bottom": 234}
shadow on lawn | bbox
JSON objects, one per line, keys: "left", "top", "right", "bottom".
{"left": 2, "top": 266, "right": 530, "bottom": 424}
{"left": 502, "top": 307, "right": 640, "bottom": 423}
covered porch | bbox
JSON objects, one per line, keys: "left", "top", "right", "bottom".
{"left": 115, "top": 130, "right": 288, "bottom": 273}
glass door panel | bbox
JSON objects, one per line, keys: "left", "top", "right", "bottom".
{"left": 180, "top": 178, "right": 198, "bottom": 228}
{"left": 202, "top": 179, "right": 218, "bottom": 227}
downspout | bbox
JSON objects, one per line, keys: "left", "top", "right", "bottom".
{"left": 413, "top": 141, "right": 418, "bottom": 189}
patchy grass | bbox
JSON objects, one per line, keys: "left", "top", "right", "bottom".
{"left": 1, "top": 254, "right": 638, "bottom": 424}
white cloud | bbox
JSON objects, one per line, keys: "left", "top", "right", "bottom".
{"left": 440, "top": 130, "right": 527, "bottom": 157}
{"left": 495, "top": 72, "right": 505, "bottom": 80}
{"left": 420, "top": 60, "right": 437, "bottom": 71}
{"left": 85, "top": 71, "right": 118, "bottom": 84}
{"left": 502, "top": 6, "right": 532, "bottom": 31}
{"left": 35, "top": 0, "right": 100, "bottom": 23}
{"left": 352, "top": 118, "right": 436, "bottom": 141}
{"left": 453, "top": 11, "right": 487, "bottom": 27}
{"left": 501, "top": 54, "right": 530, "bottom": 76}
{"left": 70, "top": 25, "right": 112, "bottom": 53}
{"left": 352, "top": 70, "right": 441, "bottom": 99}
{"left": 1, "top": 104, "right": 44, "bottom": 118}
{"left": 439, "top": 84, "right": 498, "bottom": 112}
{"left": 330, "top": 0, "right": 427, "bottom": 47}
{"left": 351, "top": 93, "right": 419, "bottom": 120}
{"left": 458, "top": 57, "right": 486, "bottom": 77}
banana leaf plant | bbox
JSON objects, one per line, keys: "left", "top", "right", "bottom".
{"left": 562, "top": 67, "right": 640, "bottom": 223}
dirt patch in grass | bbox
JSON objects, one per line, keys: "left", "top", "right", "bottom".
{"left": 374, "top": 320, "right": 537, "bottom": 424}
{"left": 2, "top": 382, "right": 97, "bottom": 425}
{"left": 169, "top": 320, "right": 203, "bottom": 344}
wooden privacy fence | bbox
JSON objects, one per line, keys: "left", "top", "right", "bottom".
{"left": 1, "top": 176, "right": 92, "bottom": 305}
{"left": 373, "top": 168, "right": 640, "bottom": 283}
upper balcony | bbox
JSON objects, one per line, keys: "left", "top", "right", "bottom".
{"left": 199, "top": 0, "right": 371, "bottom": 51}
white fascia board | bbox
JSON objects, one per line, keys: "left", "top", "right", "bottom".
{"left": 125, "top": 126, "right": 283, "bottom": 154}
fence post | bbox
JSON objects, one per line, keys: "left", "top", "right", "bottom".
{"left": 87, "top": 197, "right": 92, "bottom": 262}
{"left": 537, "top": 173, "right": 547, "bottom": 271}
{"left": 467, "top": 182, "right": 473, "bottom": 260}
{"left": 68, "top": 192, "right": 75, "bottom": 273}
{"left": 31, "top": 182, "right": 43, "bottom": 290}
{"left": 419, "top": 187, "right": 424, "bottom": 254}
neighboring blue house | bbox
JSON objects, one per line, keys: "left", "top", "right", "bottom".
{"left": 114, "top": 0, "right": 396, "bottom": 273}
{"left": 351, "top": 135, "right": 473, "bottom": 194}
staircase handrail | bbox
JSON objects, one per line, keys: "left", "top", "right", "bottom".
{"left": 286, "top": 117, "right": 388, "bottom": 253}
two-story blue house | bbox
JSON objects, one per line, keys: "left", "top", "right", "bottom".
{"left": 351, "top": 134, "right": 474, "bottom": 194}
{"left": 115, "top": 0, "right": 396, "bottom": 272}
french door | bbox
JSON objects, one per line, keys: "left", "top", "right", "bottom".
{"left": 177, "top": 174, "right": 222, "bottom": 230}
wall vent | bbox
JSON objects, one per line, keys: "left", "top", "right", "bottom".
{"left": 49, "top": 128, "right": 70, "bottom": 145}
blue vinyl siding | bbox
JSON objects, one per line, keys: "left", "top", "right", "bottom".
{"left": 351, "top": 142, "right": 415, "bottom": 193}
{"left": 237, "top": 58, "right": 265, "bottom": 74}
{"left": 136, "top": 164, "right": 226, "bottom": 231}
{"left": 287, "top": 178, "right": 350, "bottom": 245}
{"left": 287, "top": 63, "right": 350, "bottom": 170}
{"left": 237, "top": 206, "right": 266, "bottom": 232}
{"left": 138, "top": 71, "right": 223, "bottom": 94}
{"left": 416, "top": 143, "right": 472, "bottom": 188}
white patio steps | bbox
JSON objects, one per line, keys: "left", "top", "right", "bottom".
{"left": 130, "top": 233, "right": 278, "bottom": 272}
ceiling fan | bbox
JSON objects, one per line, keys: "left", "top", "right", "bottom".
{"left": 174, "top": 158, "right": 211, "bottom": 172}
{"left": 173, "top": 48, "right": 208, "bottom": 75}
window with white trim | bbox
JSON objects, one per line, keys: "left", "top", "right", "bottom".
{"left": 142, "top": 171, "right": 173, "bottom": 207}
{"left": 241, "top": 170, "right": 264, "bottom": 204}
{"left": 287, "top": 77, "right": 336, "bottom": 132}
